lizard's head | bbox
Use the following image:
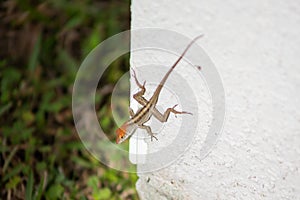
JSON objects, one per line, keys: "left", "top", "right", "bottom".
{"left": 116, "top": 123, "right": 129, "bottom": 144}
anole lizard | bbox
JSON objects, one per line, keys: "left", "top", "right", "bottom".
{"left": 116, "top": 35, "right": 203, "bottom": 144}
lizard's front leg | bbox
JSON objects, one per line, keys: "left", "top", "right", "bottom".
{"left": 139, "top": 124, "right": 158, "bottom": 141}
{"left": 132, "top": 68, "right": 148, "bottom": 106}
{"left": 152, "top": 104, "right": 192, "bottom": 123}
{"left": 129, "top": 107, "right": 135, "bottom": 117}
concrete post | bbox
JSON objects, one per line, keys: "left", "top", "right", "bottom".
{"left": 131, "top": 0, "right": 300, "bottom": 199}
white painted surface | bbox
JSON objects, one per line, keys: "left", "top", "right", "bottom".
{"left": 131, "top": 0, "right": 300, "bottom": 199}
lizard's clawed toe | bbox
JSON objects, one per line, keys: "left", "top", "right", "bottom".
{"left": 151, "top": 135, "right": 158, "bottom": 141}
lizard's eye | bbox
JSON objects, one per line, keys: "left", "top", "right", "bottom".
{"left": 116, "top": 125, "right": 127, "bottom": 144}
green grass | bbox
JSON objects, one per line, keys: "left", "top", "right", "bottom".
{"left": 0, "top": 0, "right": 138, "bottom": 199}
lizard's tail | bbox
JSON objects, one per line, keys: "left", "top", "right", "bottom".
{"left": 152, "top": 34, "right": 204, "bottom": 99}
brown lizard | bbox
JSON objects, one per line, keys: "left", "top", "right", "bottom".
{"left": 116, "top": 35, "right": 203, "bottom": 144}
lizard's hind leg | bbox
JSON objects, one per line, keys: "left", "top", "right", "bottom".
{"left": 132, "top": 68, "right": 148, "bottom": 106}
{"left": 139, "top": 124, "right": 158, "bottom": 141}
{"left": 152, "top": 104, "right": 192, "bottom": 122}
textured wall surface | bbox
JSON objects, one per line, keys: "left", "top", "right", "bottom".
{"left": 131, "top": 0, "right": 300, "bottom": 199}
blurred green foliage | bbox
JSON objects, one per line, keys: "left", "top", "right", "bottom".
{"left": 0, "top": 0, "right": 138, "bottom": 199}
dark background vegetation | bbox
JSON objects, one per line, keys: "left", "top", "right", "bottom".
{"left": 0, "top": 0, "right": 138, "bottom": 199}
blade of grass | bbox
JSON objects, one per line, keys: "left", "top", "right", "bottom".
{"left": 34, "top": 175, "right": 44, "bottom": 200}
{"left": 0, "top": 102, "right": 12, "bottom": 117}
{"left": 25, "top": 169, "right": 34, "bottom": 200}
{"left": 3, "top": 146, "right": 18, "bottom": 173}
{"left": 28, "top": 34, "right": 41, "bottom": 72}
{"left": 2, "top": 165, "right": 23, "bottom": 182}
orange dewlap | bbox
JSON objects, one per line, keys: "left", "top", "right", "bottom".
{"left": 116, "top": 124, "right": 127, "bottom": 144}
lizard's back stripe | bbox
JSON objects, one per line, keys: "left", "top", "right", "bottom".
{"left": 131, "top": 103, "right": 153, "bottom": 124}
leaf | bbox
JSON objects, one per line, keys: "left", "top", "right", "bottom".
{"left": 57, "top": 48, "right": 78, "bottom": 76}
{"left": 93, "top": 188, "right": 111, "bottom": 200}
{"left": 71, "top": 156, "right": 93, "bottom": 168}
{"left": 65, "top": 15, "right": 84, "bottom": 29}
{"left": 25, "top": 169, "right": 34, "bottom": 200}
{"left": 82, "top": 26, "right": 103, "bottom": 57}
{"left": 103, "top": 169, "right": 118, "bottom": 183}
{"left": 22, "top": 111, "right": 35, "bottom": 125}
{"left": 87, "top": 176, "right": 99, "bottom": 191}
{"left": 36, "top": 162, "right": 47, "bottom": 172}
{"left": 34, "top": 176, "right": 44, "bottom": 200}
{"left": 0, "top": 102, "right": 12, "bottom": 117}
{"left": 5, "top": 176, "right": 21, "bottom": 189}
{"left": 3, "top": 146, "right": 18, "bottom": 173}
{"left": 2, "top": 165, "right": 23, "bottom": 182}
{"left": 28, "top": 34, "right": 41, "bottom": 71}
{"left": 45, "top": 184, "right": 64, "bottom": 200}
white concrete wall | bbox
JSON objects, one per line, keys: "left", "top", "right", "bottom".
{"left": 131, "top": 0, "right": 300, "bottom": 199}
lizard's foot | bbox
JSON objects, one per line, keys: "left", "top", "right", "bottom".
{"left": 150, "top": 134, "right": 158, "bottom": 141}
{"left": 140, "top": 125, "right": 158, "bottom": 142}
{"left": 171, "top": 104, "right": 193, "bottom": 117}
